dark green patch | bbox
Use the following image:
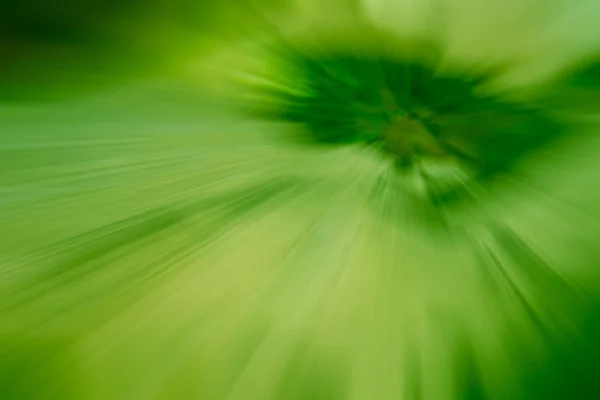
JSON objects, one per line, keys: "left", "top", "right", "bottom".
{"left": 251, "top": 47, "right": 567, "bottom": 206}
{"left": 0, "top": 335, "right": 85, "bottom": 400}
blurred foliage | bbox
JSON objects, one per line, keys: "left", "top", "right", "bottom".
{"left": 250, "top": 46, "right": 568, "bottom": 205}
{"left": 536, "top": 57, "right": 600, "bottom": 115}
{"left": 0, "top": 0, "right": 293, "bottom": 101}
{"left": 1, "top": 1, "right": 600, "bottom": 400}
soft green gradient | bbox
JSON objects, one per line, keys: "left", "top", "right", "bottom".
{"left": 1, "top": 1, "right": 600, "bottom": 399}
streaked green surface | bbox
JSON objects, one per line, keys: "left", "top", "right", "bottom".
{"left": 1, "top": 1, "right": 600, "bottom": 399}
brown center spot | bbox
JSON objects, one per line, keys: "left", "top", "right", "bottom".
{"left": 383, "top": 116, "right": 447, "bottom": 160}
